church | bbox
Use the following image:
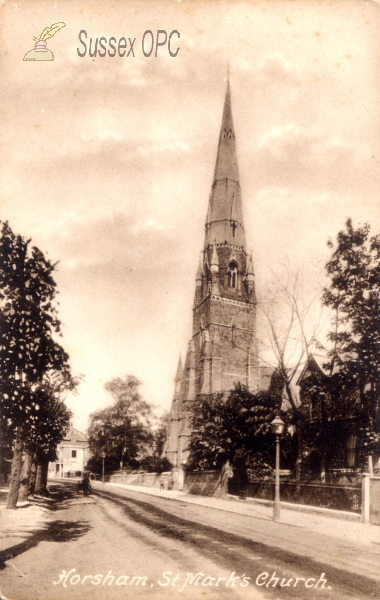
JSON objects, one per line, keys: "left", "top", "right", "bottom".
{"left": 164, "top": 82, "right": 266, "bottom": 469}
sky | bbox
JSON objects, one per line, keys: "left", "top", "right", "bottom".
{"left": 1, "top": 0, "right": 380, "bottom": 432}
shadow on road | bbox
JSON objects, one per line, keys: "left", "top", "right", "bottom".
{"left": 48, "top": 483, "right": 83, "bottom": 509}
{"left": 0, "top": 518, "right": 92, "bottom": 570}
{"left": 1, "top": 484, "right": 93, "bottom": 570}
{"left": 94, "top": 487, "right": 380, "bottom": 600}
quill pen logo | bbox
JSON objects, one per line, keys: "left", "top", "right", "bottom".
{"left": 23, "top": 22, "right": 66, "bottom": 61}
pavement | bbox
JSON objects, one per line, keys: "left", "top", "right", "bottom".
{"left": 91, "top": 480, "right": 380, "bottom": 549}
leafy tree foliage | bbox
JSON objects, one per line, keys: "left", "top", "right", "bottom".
{"left": 0, "top": 222, "right": 69, "bottom": 393}
{"left": 320, "top": 219, "right": 380, "bottom": 472}
{"left": 323, "top": 219, "right": 380, "bottom": 403}
{"left": 23, "top": 392, "right": 73, "bottom": 498}
{"left": 0, "top": 221, "right": 75, "bottom": 507}
{"left": 139, "top": 455, "right": 173, "bottom": 473}
{"left": 0, "top": 419, "right": 13, "bottom": 482}
{"left": 23, "top": 372, "right": 78, "bottom": 456}
{"left": 87, "top": 375, "right": 154, "bottom": 474}
{"left": 187, "top": 384, "right": 286, "bottom": 481}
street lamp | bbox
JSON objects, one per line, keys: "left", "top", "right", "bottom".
{"left": 101, "top": 450, "right": 106, "bottom": 484}
{"left": 120, "top": 446, "right": 127, "bottom": 470}
{"left": 271, "top": 415, "right": 285, "bottom": 521}
{"left": 152, "top": 442, "right": 157, "bottom": 471}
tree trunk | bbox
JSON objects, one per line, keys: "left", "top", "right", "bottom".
{"left": 295, "top": 424, "right": 303, "bottom": 499}
{"left": 35, "top": 459, "right": 49, "bottom": 496}
{"left": 6, "top": 427, "right": 24, "bottom": 509}
{"left": 34, "top": 463, "right": 43, "bottom": 496}
{"left": 41, "top": 459, "right": 49, "bottom": 494}
{"left": 320, "top": 451, "right": 326, "bottom": 484}
{"left": 28, "top": 460, "right": 37, "bottom": 496}
{"left": 18, "top": 450, "right": 34, "bottom": 502}
{"left": 0, "top": 419, "right": 5, "bottom": 485}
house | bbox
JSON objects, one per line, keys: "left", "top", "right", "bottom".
{"left": 48, "top": 427, "right": 90, "bottom": 478}
{"left": 295, "top": 353, "right": 379, "bottom": 478}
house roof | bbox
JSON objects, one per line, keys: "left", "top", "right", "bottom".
{"left": 296, "top": 353, "right": 329, "bottom": 386}
{"left": 61, "top": 428, "right": 88, "bottom": 444}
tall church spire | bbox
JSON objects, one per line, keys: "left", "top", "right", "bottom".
{"left": 164, "top": 83, "right": 260, "bottom": 470}
{"left": 205, "top": 82, "right": 246, "bottom": 249}
{"left": 213, "top": 81, "right": 239, "bottom": 183}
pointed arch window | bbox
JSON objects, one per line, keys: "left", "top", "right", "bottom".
{"left": 228, "top": 260, "right": 238, "bottom": 289}
{"left": 222, "top": 129, "right": 234, "bottom": 140}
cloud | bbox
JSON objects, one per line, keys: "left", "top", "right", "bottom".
{"left": 53, "top": 212, "right": 181, "bottom": 271}
{"left": 256, "top": 55, "right": 300, "bottom": 87}
{"left": 249, "top": 123, "right": 379, "bottom": 194}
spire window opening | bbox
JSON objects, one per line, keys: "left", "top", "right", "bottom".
{"left": 222, "top": 128, "right": 234, "bottom": 141}
{"left": 231, "top": 221, "right": 237, "bottom": 238}
{"left": 228, "top": 261, "right": 238, "bottom": 288}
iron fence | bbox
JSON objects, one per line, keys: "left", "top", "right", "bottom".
{"left": 228, "top": 479, "right": 362, "bottom": 513}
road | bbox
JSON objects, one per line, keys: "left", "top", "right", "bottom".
{"left": 0, "top": 481, "right": 379, "bottom": 600}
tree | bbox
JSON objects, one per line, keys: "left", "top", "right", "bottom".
{"left": 138, "top": 412, "right": 171, "bottom": 473}
{"left": 0, "top": 418, "right": 13, "bottom": 484}
{"left": 19, "top": 371, "right": 77, "bottom": 500}
{"left": 138, "top": 455, "right": 172, "bottom": 473}
{"left": 87, "top": 375, "right": 154, "bottom": 474}
{"left": 32, "top": 395, "right": 72, "bottom": 496}
{"left": 323, "top": 219, "right": 380, "bottom": 405}
{"left": 258, "top": 263, "right": 323, "bottom": 482}
{"left": 0, "top": 221, "right": 73, "bottom": 508}
{"left": 311, "top": 219, "right": 380, "bottom": 474}
{"left": 187, "top": 383, "right": 286, "bottom": 484}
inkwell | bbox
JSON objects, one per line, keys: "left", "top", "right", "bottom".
{"left": 23, "top": 22, "right": 66, "bottom": 61}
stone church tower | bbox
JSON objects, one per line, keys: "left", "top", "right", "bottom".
{"left": 164, "top": 83, "right": 260, "bottom": 468}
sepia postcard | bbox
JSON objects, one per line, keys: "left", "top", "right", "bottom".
{"left": 0, "top": 0, "right": 379, "bottom": 599}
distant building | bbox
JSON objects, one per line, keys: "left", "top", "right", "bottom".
{"left": 49, "top": 427, "right": 90, "bottom": 477}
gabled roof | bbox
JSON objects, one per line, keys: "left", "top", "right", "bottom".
{"left": 62, "top": 427, "right": 88, "bottom": 443}
{"left": 296, "top": 353, "right": 329, "bottom": 386}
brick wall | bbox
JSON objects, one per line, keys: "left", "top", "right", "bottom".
{"left": 184, "top": 470, "right": 222, "bottom": 497}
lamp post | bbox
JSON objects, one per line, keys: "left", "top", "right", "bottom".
{"left": 271, "top": 415, "right": 285, "bottom": 521}
{"left": 152, "top": 442, "right": 157, "bottom": 471}
{"left": 120, "top": 446, "right": 127, "bottom": 470}
{"left": 101, "top": 450, "right": 106, "bottom": 484}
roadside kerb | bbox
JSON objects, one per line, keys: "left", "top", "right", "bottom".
{"left": 89, "top": 480, "right": 380, "bottom": 548}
